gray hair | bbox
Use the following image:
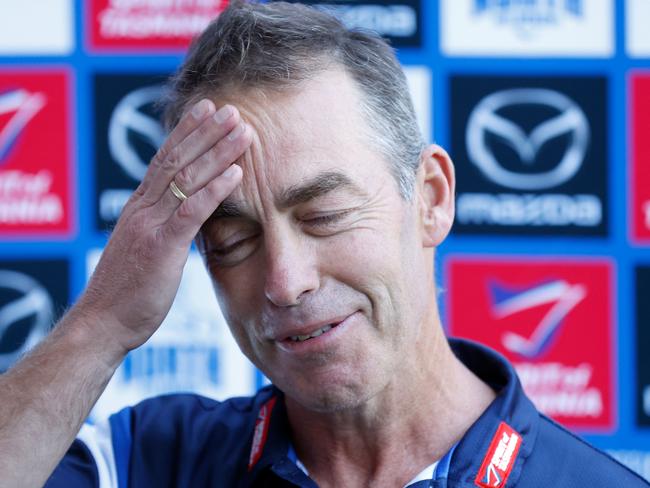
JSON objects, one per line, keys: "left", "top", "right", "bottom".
{"left": 162, "top": 1, "right": 425, "bottom": 198}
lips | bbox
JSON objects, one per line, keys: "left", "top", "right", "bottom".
{"left": 288, "top": 323, "right": 336, "bottom": 342}
{"left": 275, "top": 318, "right": 344, "bottom": 343}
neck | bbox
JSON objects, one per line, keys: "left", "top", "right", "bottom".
{"left": 284, "top": 305, "right": 496, "bottom": 488}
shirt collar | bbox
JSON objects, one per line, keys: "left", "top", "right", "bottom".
{"left": 243, "top": 339, "right": 539, "bottom": 487}
{"left": 446, "top": 338, "right": 540, "bottom": 487}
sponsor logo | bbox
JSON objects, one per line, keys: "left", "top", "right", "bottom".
{"left": 448, "top": 258, "right": 615, "bottom": 430}
{"left": 89, "top": 251, "right": 256, "bottom": 421}
{"left": 0, "top": 0, "right": 73, "bottom": 55}
{"left": 0, "top": 260, "right": 68, "bottom": 372}
{"left": 94, "top": 73, "right": 168, "bottom": 229}
{"left": 248, "top": 396, "right": 278, "bottom": 470}
{"left": 0, "top": 90, "right": 46, "bottom": 161}
{"left": 636, "top": 266, "right": 650, "bottom": 426}
{"left": 88, "top": 0, "right": 230, "bottom": 51}
{"left": 283, "top": 0, "right": 422, "bottom": 48}
{"left": 0, "top": 270, "right": 52, "bottom": 371}
{"left": 492, "top": 280, "right": 586, "bottom": 358}
{"left": 627, "top": 0, "right": 650, "bottom": 57}
{"left": 473, "top": 0, "right": 583, "bottom": 35}
{"left": 466, "top": 88, "right": 589, "bottom": 191}
{"left": 451, "top": 76, "right": 607, "bottom": 236}
{"left": 108, "top": 85, "right": 166, "bottom": 182}
{"left": 0, "top": 71, "right": 72, "bottom": 236}
{"left": 456, "top": 193, "right": 601, "bottom": 227}
{"left": 440, "top": 0, "right": 612, "bottom": 56}
{"left": 631, "top": 74, "right": 650, "bottom": 243}
{"left": 475, "top": 422, "right": 521, "bottom": 488}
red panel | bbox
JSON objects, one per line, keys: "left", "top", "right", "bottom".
{"left": 447, "top": 257, "right": 615, "bottom": 431}
{"left": 0, "top": 70, "right": 73, "bottom": 236}
{"left": 631, "top": 73, "right": 650, "bottom": 243}
{"left": 88, "top": 0, "right": 230, "bottom": 52}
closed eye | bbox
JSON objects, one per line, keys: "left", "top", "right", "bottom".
{"left": 302, "top": 210, "right": 352, "bottom": 227}
{"left": 201, "top": 231, "right": 260, "bottom": 267}
{"left": 211, "top": 235, "right": 256, "bottom": 256}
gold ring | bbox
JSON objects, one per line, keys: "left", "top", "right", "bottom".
{"left": 169, "top": 180, "right": 188, "bottom": 202}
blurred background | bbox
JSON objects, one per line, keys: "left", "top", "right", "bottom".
{"left": 0, "top": 0, "right": 649, "bottom": 479}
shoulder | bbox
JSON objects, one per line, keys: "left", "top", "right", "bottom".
{"left": 519, "top": 414, "right": 650, "bottom": 487}
{"left": 46, "top": 387, "right": 278, "bottom": 488}
{"left": 123, "top": 388, "right": 276, "bottom": 481}
{"left": 127, "top": 388, "right": 266, "bottom": 436}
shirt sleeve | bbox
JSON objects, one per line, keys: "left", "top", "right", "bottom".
{"left": 44, "top": 407, "right": 133, "bottom": 488}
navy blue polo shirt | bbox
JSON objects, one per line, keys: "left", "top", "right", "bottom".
{"left": 45, "top": 339, "right": 649, "bottom": 487}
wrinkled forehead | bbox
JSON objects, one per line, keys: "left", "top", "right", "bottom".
{"left": 218, "top": 69, "right": 389, "bottom": 213}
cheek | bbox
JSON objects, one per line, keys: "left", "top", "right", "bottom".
{"left": 211, "top": 284, "right": 262, "bottom": 367}
{"left": 208, "top": 264, "right": 264, "bottom": 341}
{"left": 318, "top": 226, "right": 407, "bottom": 314}
{"left": 210, "top": 256, "right": 262, "bottom": 308}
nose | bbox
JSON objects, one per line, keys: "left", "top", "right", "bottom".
{"left": 263, "top": 228, "right": 319, "bottom": 307}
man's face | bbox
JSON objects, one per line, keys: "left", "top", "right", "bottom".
{"left": 197, "top": 68, "right": 435, "bottom": 411}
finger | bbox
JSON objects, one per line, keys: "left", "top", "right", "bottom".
{"left": 170, "top": 122, "right": 251, "bottom": 200}
{"left": 153, "top": 121, "right": 252, "bottom": 219}
{"left": 162, "top": 164, "right": 243, "bottom": 247}
{"left": 134, "top": 98, "right": 215, "bottom": 199}
{"left": 136, "top": 98, "right": 233, "bottom": 198}
{"left": 140, "top": 102, "right": 239, "bottom": 201}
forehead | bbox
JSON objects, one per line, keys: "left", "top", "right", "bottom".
{"left": 223, "top": 68, "right": 391, "bottom": 211}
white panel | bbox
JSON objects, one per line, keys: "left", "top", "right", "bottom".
{"left": 77, "top": 422, "right": 119, "bottom": 488}
{"left": 627, "top": 0, "right": 650, "bottom": 57}
{"left": 87, "top": 250, "right": 257, "bottom": 421}
{"left": 441, "top": 0, "right": 613, "bottom": 57}
{"left": 404, "top": 65, "right": 433, "bottom": 143}
{"left": 0, "top": 0, "right": 73, "bottom": 55}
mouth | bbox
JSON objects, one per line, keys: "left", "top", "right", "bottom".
{"left": 273, "top": 313, "right": 358, "bottom": 353}
{"left": 287, "top": 323, "right": 339, "bottom": 343}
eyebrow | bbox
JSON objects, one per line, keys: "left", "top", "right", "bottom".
{"left": 209, "top": 170, "right": 362, "bottom": 222}
{"left": 211, "top": 198, "right": 243, "bottom": 219}
{"left": 277, "top": 171, "right": 361, "bottom": 210}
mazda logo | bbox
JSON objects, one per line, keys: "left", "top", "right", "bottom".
{"left": 0, "top": 270, "right": 53, "bottom": 371}
{"left": 108, "top": 84, "right": 166, "bottom": 182}
{"left": 466, "top": 88, "right": 590, "bottom": 191}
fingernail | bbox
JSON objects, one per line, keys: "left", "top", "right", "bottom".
{"left": 214, "top": 105, "right": 233, "bottom": 124}
{"left": 227, "top": 122, "right": 245, "bottom": 141}
{"left": 223, "top": 164, "right": 241, "bottom": 179}
{"left": 192, "top": 99, "right": 209, "bottom": 119}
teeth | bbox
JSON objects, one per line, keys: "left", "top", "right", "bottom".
{"left": 290, "top": 324, "right": 334, "bottom": 342}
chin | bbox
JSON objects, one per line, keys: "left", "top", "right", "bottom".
{"left": 279, "top": 371, "right": 383, "bottom": 413}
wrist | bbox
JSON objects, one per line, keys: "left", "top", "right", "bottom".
{"left": 56, "top": 304, "right": 130, "bottom": 373}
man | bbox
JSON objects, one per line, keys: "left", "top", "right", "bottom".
{"left": 0, "top": 2, "right": 647, "bottom": 487}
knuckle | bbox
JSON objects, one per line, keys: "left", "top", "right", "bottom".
{"left": 131, "top": 183, "right": 147, "bottom": 200}
{"left": 151, "top": 144, "right": 169, "bottom": 167}
{"left": 175, "top": 200, "right": 195, "bottom": 220}
{"left": 163, "top": 146, "right": 183, "bottom": 171}
{"left": 153, "top": 144, "right": 181, "bottom": 172}
{"left": 174, "top": 165, "right": 194, "bottom": 191}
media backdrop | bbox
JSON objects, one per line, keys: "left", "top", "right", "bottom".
{"left": 0, "top": 0, "right": 649, "bottom": 479}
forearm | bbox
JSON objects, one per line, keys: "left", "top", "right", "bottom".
{"left": 0, "top": 98, "right": 248, "bottom": 488}
{"left": 0, "top": 307, "right": 127, "bottom": 488}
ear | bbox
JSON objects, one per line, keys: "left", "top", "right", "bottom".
{"left": 416, "top": 144, "right": 455, "bottom": 247}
